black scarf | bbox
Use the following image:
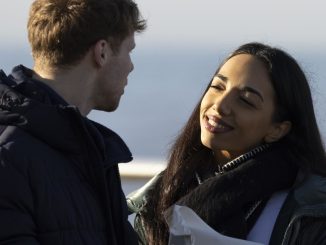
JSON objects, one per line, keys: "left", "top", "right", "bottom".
{"left": 176, "top": 143, "right": 298, "bottom": 239}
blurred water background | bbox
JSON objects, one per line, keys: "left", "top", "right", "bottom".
{"left": 2, "top": 47, "right": 326, "bottom": 163}
{"left": 1, "top": 0, "right": 326, "bottom": 196}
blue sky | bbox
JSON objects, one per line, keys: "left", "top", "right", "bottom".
{"left": 1, "top": 0, "right": 326, "bottom": 52}
{"left": 137, "top": 0, "right": 326, "bottom": 51}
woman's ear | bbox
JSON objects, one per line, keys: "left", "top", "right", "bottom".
{"left": 264, "top": 121, "right": 292, "bottom": 143}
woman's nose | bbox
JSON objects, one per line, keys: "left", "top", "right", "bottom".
{"left": 214, "top": 92, "right": 232, "bottom": 116}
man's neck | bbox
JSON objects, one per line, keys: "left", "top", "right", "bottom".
{"left": 33, "top": 62, "right": 96, "bottom": 116}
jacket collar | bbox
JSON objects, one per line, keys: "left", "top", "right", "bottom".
{"left": 178, "top": 143, "right": 298, "bottom": 238}
{"left": 270, "top": 173, "right": 326, "bottom": 245}
{"left": 0, "top": 65, "right": 132, "bottom": 166}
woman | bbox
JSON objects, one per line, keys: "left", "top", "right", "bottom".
{"left": 128, "top": 42, "right": 326, "bottom": 245}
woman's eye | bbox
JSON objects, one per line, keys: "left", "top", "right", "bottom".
{"left": 239, "top": 90, "right": 259, "bottom": 108}
{"left": 210, "top": 84, "right": 225, "bottom": 91}
{"left": 240, "top": 97, "right": 255, "bottom": 107}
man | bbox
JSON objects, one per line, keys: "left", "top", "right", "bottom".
{"left": 0, "top": 0, "right": 146, "bottom": 244}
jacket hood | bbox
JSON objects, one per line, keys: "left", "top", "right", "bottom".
{"left": 0, "top": 65, "right": 132, "bottom": 164}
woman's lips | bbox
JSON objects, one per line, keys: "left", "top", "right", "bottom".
{"left": 204, "top": 115, "right": 234, "bottom": 133}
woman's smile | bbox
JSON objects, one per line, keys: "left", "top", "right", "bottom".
{"left": 204, "top": 115, "right": 234, "bottom": 133}
{"left": 199, "top": 54, "right": 280, "bottom": 158}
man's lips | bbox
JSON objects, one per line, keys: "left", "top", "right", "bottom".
{"left": 203, "top": 115, "right": 234, "bottom": 133}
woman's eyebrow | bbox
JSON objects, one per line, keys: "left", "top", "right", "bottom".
{"left": 215, "top": 74, "right": 264, "bottom": 102}
{"left": 243, "top": 86, "right": 264, "bottom": 102}
{"left": 215, "top": 74, "right": 228, "bottom": 82}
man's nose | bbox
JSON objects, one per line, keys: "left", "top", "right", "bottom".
{"left": 130, "top": 61, "right": 134, "bottom": 73}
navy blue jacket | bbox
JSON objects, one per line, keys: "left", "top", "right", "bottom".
{"left": 0, "top": 65, "right": 138, "bottom": 244}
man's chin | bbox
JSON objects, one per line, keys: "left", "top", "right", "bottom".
{"left": 94, "top": 102, "right": 120, "bottom": 112}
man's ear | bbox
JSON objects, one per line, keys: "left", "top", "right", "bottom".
{"left": 93, "top": 39, "right": 112, "bottom": 67}
{"left": 264, "top": 121, "right": 292, "bottom": 143}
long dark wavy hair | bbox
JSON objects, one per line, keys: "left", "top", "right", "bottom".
{"left": 141, "top": 42, "right": 326, "bottom": 244}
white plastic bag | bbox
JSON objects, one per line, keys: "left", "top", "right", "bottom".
{"left": 164, "top": 205, "right": 264, "bottom": 245}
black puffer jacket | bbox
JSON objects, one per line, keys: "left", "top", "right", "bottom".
{"left": 128, "top": 146, "right": 326, "bottom": 245}
{"left": 0, "top": 65, "right": 138, "bottom": 245}
{"left": 129, "top": 174, "right": 326, "bottom": 245}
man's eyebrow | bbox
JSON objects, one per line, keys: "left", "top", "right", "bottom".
{"left": 243, "top": 86, "right": 264, "bottom": 102}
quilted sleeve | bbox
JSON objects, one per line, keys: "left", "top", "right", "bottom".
{"left": 0, "top": 147, "right": 40, "bottom": 244}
